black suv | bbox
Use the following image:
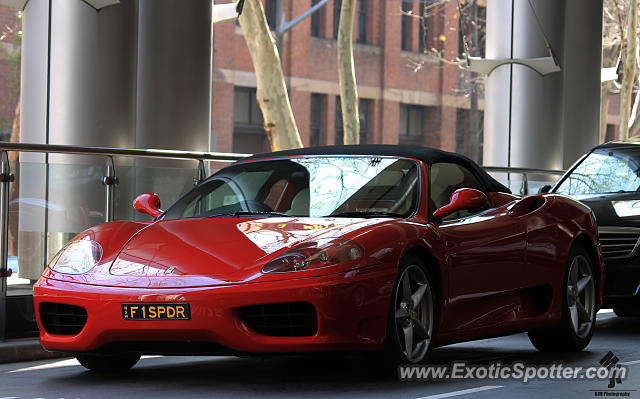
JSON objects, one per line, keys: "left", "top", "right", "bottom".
{"left": 548, "top": 142, "right": 640, "bottom": 317}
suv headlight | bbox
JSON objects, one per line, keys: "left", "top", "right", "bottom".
{"left": 49, "top": 238, "right": 103, "bottom": 275}
{"left": 262, "top": 238, "right": 363, "bottom": 273}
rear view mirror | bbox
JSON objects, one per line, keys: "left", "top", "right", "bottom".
{"left": 133, "top": 193, "right": 163, "bottom": 218}
{"left": 433, "top": 188, "right": 488, "bottom": 220}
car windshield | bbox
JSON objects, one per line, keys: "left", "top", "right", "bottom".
{"left": 162, "top": 156, "right": 420, "bottom": 219}
{"left": 555, "top": 147, "right": 640, "bottom": 195}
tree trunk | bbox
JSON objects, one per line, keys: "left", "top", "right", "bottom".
{"left": 238, "top": 0, "right": 303, "bottom": 151}
{"left": 619, "top": 0, "right": 638, "bottom": 140}
{"left": 337, "top": 0, "right": 359, "bottom": 145}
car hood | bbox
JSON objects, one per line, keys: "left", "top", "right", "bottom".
{"left": 568, "top": 192, "right": 640, "bottom": 227}
{"left": 106, "top": 217, "right": 381, "bottom": 286}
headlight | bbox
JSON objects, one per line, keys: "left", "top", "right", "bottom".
{"left": 49, "top": 238, "right": 103, "bottom": 275}
{"left": 262, "top": 238, "right": 363, "bottom": 273}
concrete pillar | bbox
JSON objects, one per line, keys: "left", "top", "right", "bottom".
{"left": 133, "top": 0, "right": 213, "bottom": 216}
{"left": 18, "top": 0, "right": 215, "bottom": 277}
{"left": 483, "top": 0, "right": 602, "bottom": 171}
{"left": 135, "top": 0, "right": 213, "bottom": 155}
{"left": 19, "top": 0, "right": 139, "bottom": 280}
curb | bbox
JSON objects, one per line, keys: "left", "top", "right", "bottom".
{"left": 0, "top": 338, "right": 70, "bottom": 364}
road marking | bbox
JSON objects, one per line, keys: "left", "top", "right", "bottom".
{"left": 620, "top": 359, "right": 640, "bottom": 366}
{"left": 598, "top": 309, "right": 614, "bottom": 314}
{"left": 415, "top": 385, "right": 504, "bottom": 399}
{"left": 8, "top": 358, "right": 80, "bottom": 373}
{"left": 0, "top": 397, "right": 19, "bottom": 399}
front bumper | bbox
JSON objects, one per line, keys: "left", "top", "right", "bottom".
{"left": 33, "top": 264, "right": 395, "bottom": 355}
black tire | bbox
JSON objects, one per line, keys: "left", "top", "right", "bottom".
{"left": 385, "top": 254, "right": 436, "bottom": 364}
{"left": 613, "top": 307, "right": 640, "bottom": 317}
{"left": 76, "top": 353, "right": 141, "bottom": 372}
{"left": 528, "top": 245, "right": 597, "bottom": 352}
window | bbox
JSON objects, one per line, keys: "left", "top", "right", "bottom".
{"left": 359, "top": 99, "right": 372, "bottom": 144}
{"left": 335, "top": 97, "right": 344, "bottom": 145}
{"left": 265, "top": 0, "right": 278, "bottom": 31}
{"left": 310, "top": 94, "right": 326, "bottom": 146}
{"left": 401, "top": 1, "right": 413, "bottom": 51}
{"left": 456, "top": 108, "right": 484, "bottom": 163}
{"left": 333, "top": 0, "right": 342, "bottom": 39}
{"left": 311, "top": 0, "right": 324, "bottom": 37}
{"left": 233, "top": 87, "right": 268, "bottom": 154}
{"left": 419, "top": 2, "right": 428, "bottom": 53}
{"left": 606, "top": 124, "right": 616, "bottom": 142}
{"left": 430, "top": 162, "right": 487, "bottom": 220}
{"left": 399, "top": 104, "right": 424, "bottom": 145}
{"left": 162, "top": 157, "right": 420, "bottom": 219}
{"left": 335, "top": 97, "right": 371, "bottom": 144}
{"left": 555, "top": 147, "right": 640, "bottom": 196}
{"left": 458, "top": 3, "right": 486, "bottom": 58}
{"left": 356, "top": 0, "right": 368, "bottom": 44}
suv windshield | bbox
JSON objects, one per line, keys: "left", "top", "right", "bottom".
{"left": 162, "top": 156, "right": 419, "bottom": 219}
{"left": 555, "top": 147, "right": 640, "bottom": 196}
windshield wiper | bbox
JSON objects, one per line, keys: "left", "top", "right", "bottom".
{"left": 207, "top": 210, "right": 290, "bottom": 218}
{"left": 328, "top": 211, "right": 405, "bottom": 218}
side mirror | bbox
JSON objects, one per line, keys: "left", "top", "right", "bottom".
{"left": 539, "top": 184, "right": 552, "bottom": 193}
{"left": 133, "top": 193, "right": 163, "bottom": 218}
{"left": 433, "top": 188, "right": 488, "bottom": 220}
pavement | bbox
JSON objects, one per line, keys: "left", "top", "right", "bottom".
{"left": 0, "top": 337, "right": 69, "bottom": 364}
{"left": 0, "top": 310, "right": 638, "bottom": 398}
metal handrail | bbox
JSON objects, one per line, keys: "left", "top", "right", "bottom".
{"left": 0, "top": 142, "right": 250, "bottom": 162}
{"left": 0, "top": 143, "right": 252, "bottom": 342}
{"left": 482, "top": 165, "right": 565, "bottom": 195}
{"left": 482, "top": 166, "right": 565, "bottom": 175}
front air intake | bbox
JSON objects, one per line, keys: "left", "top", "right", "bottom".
{"left": 238, "top": 302, "right": 318, "bottom": 337}
{"left": 39, "top": 302, "right": 88, "bottom": 336}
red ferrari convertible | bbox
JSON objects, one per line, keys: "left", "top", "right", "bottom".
{"left": 33, "top": 145, "right": 604, "bottom": 371}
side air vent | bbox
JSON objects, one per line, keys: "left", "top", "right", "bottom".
{"left": 238, "top": 302, "right": 318, "bottom": 337}
{"left": 598, "top": 227, "right": 640, "bottom": 260}
{"left": 39, "top": 302, "right": 88, "bottom": 336}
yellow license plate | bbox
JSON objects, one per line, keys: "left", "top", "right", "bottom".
{"left": 122, "top": 303, "right": 190, "bottom": 320}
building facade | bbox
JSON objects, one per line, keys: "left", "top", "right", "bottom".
{"left": 0, "top": 1, "right": 487, "bottom": 162}
{"left": 213, "top": 0, "right": 486, "bottom": 162}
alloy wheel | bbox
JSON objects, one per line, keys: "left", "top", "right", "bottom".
{"left": 566, "top": 254, "right": 595, "bottom": 339}
{"left": 394, "top": 264, "right": 434, "bottom": 363}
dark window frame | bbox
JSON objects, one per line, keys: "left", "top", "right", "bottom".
{"left": 401, "top": 1, "right": 413, "bottom": 51}
{"left": 419, "top": 2, "right": 428, "bottom": 53}
{"left": 265, "top": 0, "right": 278, "bottom": 31}
{"left": 356, "top": 0, "right": 368, "bottom": 44}
{"left": 233, "top": 87, "right": 268, "bottom": 153}
{"left": 310, "top": 93, "right": 326, "bottom": 147}
{"left": 333, "top": 0, "right": 342, "bottom": 39}
{"left": 398, "top": 103, "right": 425, "bottom": 145}
{"left": 311, "top": 0, "right": 324, "bottom": 37}
{"left": 335, "top": 97, "right": 372, "bottom": 145}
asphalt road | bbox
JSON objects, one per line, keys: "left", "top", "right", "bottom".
{"left": 0, "top": 310, "right": 638, "bottom": 399}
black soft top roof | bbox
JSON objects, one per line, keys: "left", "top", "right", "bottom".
{"left": 242, "top": 145, "right": 511, "bottom": 193}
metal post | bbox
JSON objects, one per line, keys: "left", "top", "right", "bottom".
{"left": 0, "top": 151, "right": 14, "bottom": 341}
{"left": 520, "top": 173, "right": 529, "bottom": 195}
{"left": 102, "top": 157, "right": 118, "bottom": 223}
{"left": 194, "top": 160, "right": 206, "bottom": 186}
